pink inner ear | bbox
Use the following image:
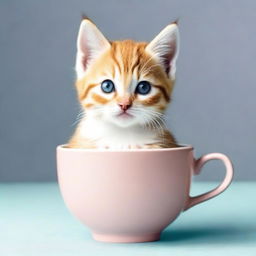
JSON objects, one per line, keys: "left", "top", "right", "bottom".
{"left": 79, "top": 38, "right": 90, "bottom": 72}
{"left": 161, "top": 44, "right": 176, "bottom": 75}
{"left": 163, "top": 59, "right": 171, "bottom": 74}
{"left": 82, "top": 54, "right": 89, "bottom": 71}
{"left": 80, "top": 43, "right": 94, "bottom": 72}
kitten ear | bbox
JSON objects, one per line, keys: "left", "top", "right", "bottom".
{"left": 145, "top": 23, "right": 179, "bottom": 80}
{"left": 76, "top": 19, "right": 111, "bottom": 78}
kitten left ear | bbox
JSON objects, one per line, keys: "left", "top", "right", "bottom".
{"left": 145, "top": 23, "right": 179, "bottom": 80}
{"left": 76, "top": 19, "right": 111, "bottom": 78}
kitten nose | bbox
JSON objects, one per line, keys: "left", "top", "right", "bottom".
{"left": 118, "top": 103, "right": 132, "bottom": 111}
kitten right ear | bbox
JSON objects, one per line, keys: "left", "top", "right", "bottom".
{"left": 145, "top": 22, "right": 179, "bottom": 80}
{"left": 76, "top": 19, "right": 110, "bottom": 78}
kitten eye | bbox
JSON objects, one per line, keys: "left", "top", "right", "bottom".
{"left": 135, "top": 81, "right": 151, "bottom": 95}
{"left": 101, "top": 80, "right": 115, "bottom": 93}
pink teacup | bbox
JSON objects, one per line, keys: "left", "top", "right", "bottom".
{"left": 56, "top": 145, "right": 233, "bottom": 243}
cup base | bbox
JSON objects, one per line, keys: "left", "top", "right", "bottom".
{"left": 92, "top": 232, "right": 161, "bottom": 243}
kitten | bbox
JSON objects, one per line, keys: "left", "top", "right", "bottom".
{"left": 68, "top": 18, "right": 179, "bottom": 149}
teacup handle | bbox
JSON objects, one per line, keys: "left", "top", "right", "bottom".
{"left": 184, "top": 153, "right": 234, "bottom": 211}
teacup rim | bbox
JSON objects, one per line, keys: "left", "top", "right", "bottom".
{"left": 57, "top": 144, "right": 193, "bottom": 153}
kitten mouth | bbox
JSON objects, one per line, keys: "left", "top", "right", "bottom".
{"left": 117, "top": 112, "right": 133, "bottom": 118}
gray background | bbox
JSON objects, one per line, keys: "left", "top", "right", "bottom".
{"left": 0, "top": 0, "right": 255, "bottom": 182}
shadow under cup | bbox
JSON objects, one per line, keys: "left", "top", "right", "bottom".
{"left": 56, "top": 144, "right": 233, "bottom": 243}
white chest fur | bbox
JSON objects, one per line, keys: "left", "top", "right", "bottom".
{"left": 79, "top": 118, "right": 158, "bottom": 149}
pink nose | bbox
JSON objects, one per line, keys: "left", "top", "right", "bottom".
{"left": 118, "top": 103, "right": 132, "bottom": 111}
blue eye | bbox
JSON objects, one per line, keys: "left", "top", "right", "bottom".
{"left": 135, "top": 81, "right": 151, "bottom": 95}
{"left": 101, "top": 80, "right": 115, "bottom": 93}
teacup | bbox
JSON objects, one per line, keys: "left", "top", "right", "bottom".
{"left": 56, "top": 144, "right": 233, "bottom": 243}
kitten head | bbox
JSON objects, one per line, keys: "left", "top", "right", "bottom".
{"left": 75, "top": 19, "right": 179, "bottom": 128}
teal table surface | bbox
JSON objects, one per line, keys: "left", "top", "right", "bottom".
{"left": 1, "top": 182, "right": 256, "bottom": 256}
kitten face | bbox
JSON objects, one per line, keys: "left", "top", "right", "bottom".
{"left": 75, "top": 19, "right": 179, "bottom": 129}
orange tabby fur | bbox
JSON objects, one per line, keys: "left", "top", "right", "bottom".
{"left": 68, "top": 19, "right": 179, "bottom": 149}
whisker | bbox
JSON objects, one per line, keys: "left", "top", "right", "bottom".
{"left": 139, "top": 55, "right": 160, "bottom": 75}
{"left": 134, "top": 107, "right": 166, "bottom": 135}
{"left": 140, "top": 64, "right": 161, "bottom": 76}
{"left": 71, "top": 109, "right": 86, "bottom": 127}
{"left": 140, "top": 54, "right": 155, "bottom": 72}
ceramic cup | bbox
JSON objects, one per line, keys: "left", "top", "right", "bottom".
{"left": 56, "top": 145, "right": 233, "bottom": 243}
